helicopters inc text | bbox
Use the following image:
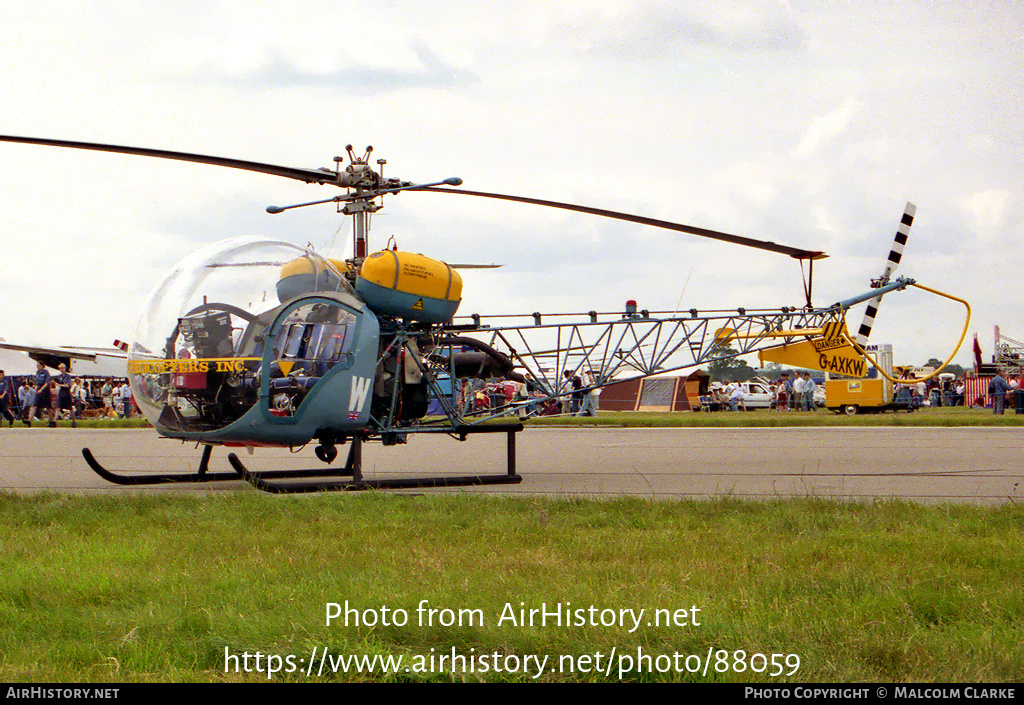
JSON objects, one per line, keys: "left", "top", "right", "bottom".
{"left": 326, "top": 600, "right": 702, "bottom": 634}
{"left": 127, "top": 357, "right": 260, "bottom": 375}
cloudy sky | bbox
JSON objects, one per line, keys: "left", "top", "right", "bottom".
{"left": 1, "top": 1, "right": 1020, "bottom": 368}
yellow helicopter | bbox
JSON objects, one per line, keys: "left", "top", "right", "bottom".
{"left": 0, "top": 135, "right": 969, "bottom": 492}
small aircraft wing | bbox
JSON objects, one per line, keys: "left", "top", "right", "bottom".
{"left": 0, "top": 341, "right": 127, "bottom": 376}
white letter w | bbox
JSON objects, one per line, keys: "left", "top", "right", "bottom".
{"left": 349, "top": 376, "right": 372, "bottom": 411}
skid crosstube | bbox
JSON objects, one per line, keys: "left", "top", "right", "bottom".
{"left": 83, "top": 423, "right": 523, "bottom": 492}
{"left": 231, "top": 423, "right": 523, "bottom": 494}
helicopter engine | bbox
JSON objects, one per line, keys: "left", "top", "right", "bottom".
{"left": 372, "top": 334, "right": 430, "bottom": 428}
{"left": 424, "top": 337, "right": 525, "bottom": 383}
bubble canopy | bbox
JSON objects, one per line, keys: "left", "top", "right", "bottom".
{"left": 127, "top": 237, "right": 360, "bottom": 437}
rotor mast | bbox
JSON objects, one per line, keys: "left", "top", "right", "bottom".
{"left": 336, "top": 145, "right": 382, "bottom": 261}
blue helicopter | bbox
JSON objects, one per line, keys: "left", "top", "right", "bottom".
{"left": 5, "top": 135, "right": 964, "bottom": 494}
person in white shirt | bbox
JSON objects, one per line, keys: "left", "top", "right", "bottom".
{"left": 801, "top": 372, "right": 817, "bottom": 411}
{"left": 728, "top": 381, "right": 745, "bottom": 411}
{"left": 792, "top": 374, "right": 807, "bottom": 411}
{"left": 120, "top": 382, "right": 134, "bottom": 419}
{"left": 579, "top": 369, "right": 601, "bottom": 417}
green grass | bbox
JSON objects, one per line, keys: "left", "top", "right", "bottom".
{"left": 525, "top": 407, "right": 1024, "bottom": 427}
{"left": 1, "top": 492, "right": 1021, "bottom": 682}
{"left": 21, "top": 407, "right": 1022, "bottom": 430}
{"left": 18, "top": 417, "right": 151, "bottom": 429}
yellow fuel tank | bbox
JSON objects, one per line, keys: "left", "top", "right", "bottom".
{"left": 276, "top": 256, "right": 348, "bottom": 303}
{"left": 356, "top": 250, "right": 462, "bottom": 323}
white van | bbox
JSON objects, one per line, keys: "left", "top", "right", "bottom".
{"left": 738, "top": 381, "right": 775, "bottom": 409}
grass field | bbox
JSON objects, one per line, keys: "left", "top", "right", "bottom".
{"left": 25, "top": 405, "right": 1024, "bottom": 431}
{"left": 524, "top": 407, "right": 1024, "bottom": 428}
{"left": 17, "top": 417, "right": 151, "bottom": 429}
{"left": 1, "top": 492, "right": 1021, "bottom": 683}
{"left": 4, "top": 406, "right": 1021, "bottom": 683}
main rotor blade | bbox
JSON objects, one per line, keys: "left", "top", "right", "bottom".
{"left": 0, "top": 135, "right": 340, "bottom": 185}
{"left": 416, "top": 186, "right": 827, "bottom": 260}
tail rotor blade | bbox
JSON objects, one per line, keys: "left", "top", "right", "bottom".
{"left": 855, "top": 202, "right": 916, "bottom": 347}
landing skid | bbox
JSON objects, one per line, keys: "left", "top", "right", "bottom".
{"left": 81, "top": 445, "right": 375, "bottom": 487}
{"left": 82, "top": 423, "right": 524, "bottom": 493}
{"left": 230, "top": 424, "right": 524, "bottom": 493}
{"left": 82, "top": 445, "right": 239, "bottom": 485}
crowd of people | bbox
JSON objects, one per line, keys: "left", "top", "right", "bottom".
{"left": 0, "top": 363, "right": 137, "bottom": 427}
{"left": 458, "top": 367, "right": 1024, "bottom": 418}
{"left": 775, "top": 372, "right": 820, "bottom": 411}
{"left": 4, "top": 361, "right": 1021, "bottom": 427}
{"left": 458, "top": 369, "right": 602, "bottom": 418}
{"left": 894, "top": 374, "right": 968, "bottom": 410}
{"left": 891, "top": 372, "right": 1024, "bottom": 414}
{"left": 706, "top": 370, "right": 1023, "bottom": 415}
{"left": 707, "top": 372, "right": 821, "bottom": 412}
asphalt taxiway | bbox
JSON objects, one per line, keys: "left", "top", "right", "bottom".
{"left": 1, "top": 426, "right": 1019, "bottom": 504}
